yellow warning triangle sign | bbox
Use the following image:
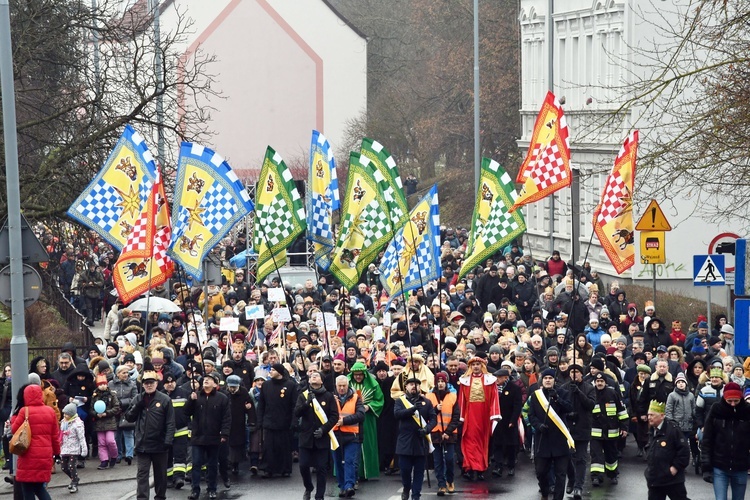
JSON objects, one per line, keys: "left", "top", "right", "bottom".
{"left": 635, "top": 200, "right": 672, "bottom": 231}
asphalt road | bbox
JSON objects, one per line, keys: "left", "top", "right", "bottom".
{"left": 115, "top": 443, "right": 713, "bottom": 500}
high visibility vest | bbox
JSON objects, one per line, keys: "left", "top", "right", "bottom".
{"left": 426, "top": 392, "right": 457, "bottom": 434}
{"left": 334, "top": 395, "right": 359, "bottom": 434}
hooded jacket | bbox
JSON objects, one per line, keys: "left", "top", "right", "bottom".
{"left": 702, "top": 398, "right": 750, "bottom": 472}
{"left": 643, "top": 318, "right": 672, "bottom": 351}
{"left": 11, "top": 385, "right": 61, "bottom": 483}
{"left": 63, "top": 365, "right": 95, "bottom": 413}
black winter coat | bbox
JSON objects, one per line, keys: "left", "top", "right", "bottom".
{"left": 294, "top": 386, "right": 339, "bottom": 449}
{"left": 701, "top": 399, "right": 750, "bottom": 472}
{"left": 224, "top": 386, "right": 253, "bottom": 442}
{"left": 163, "top": 386, "right": 190, "bottom": 431}
{"left": 644, "top": 418, "right": 689, "bottom": 487}
{"left": 185, "top": 388, "right": 231, "bottom": 446}
{"left": 124, "top": 390, "right": 175, "bottom": 454}
{"left": 495, "top": 380, "right": 523, "bottom": 443}
{"left": 527, "top": 386, "right": 573, "bottom": 457}
{"left": 564, "top": 380, "right": 596, "bottom": 441}
{"left": 394, "top": 394, "right": 436, "bottom": 456}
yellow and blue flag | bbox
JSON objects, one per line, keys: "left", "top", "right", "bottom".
{"left": 67, "top": 125, "right": 157, "bottom": 250}
{"left": 307, "top": 131, "right": 340, "bottom": 270}
{"left": 329, "top": 153, "right": 392, "bottom": 290}
{"left": 254, "top": 147, "right": 306, "bottom": 284}
{"left": 168, "top": 143, "right": 254, "bottom": 280}
{"left": 379, "top": 184, "right": 441, "bottom": 308}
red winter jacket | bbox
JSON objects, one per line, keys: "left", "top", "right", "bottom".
{"left": 11, "top": 385, "right": 61, "bottom": 483}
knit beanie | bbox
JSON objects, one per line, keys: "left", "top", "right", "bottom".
{"left": 723, "top": 382, "right": 743, "bottom": 401}
{"left": 63, "top": 403, "right": 78, "bottom": 417}
{"left": 675, "top": 372, "right": 687, "bottom": 384}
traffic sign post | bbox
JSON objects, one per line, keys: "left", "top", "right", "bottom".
{"left": 734, "top": 298, "right": 750, "bottom": 356}
{"left": 635, "top": 200, "right": 672, "bottom": 307}
{"left": 694, "top": 254, "right": 726, "bottom": 333}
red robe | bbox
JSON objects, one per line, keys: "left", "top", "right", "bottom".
{"left": 458, "top": 373, "right": 501, "bottom": 471}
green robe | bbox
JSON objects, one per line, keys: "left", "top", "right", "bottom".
{"left": 349, "top": 371, "right": 384, "bottom": 479}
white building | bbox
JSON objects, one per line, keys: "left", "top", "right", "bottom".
{"left": 151, "top": 0, "right": 367, "bottom": 178}
{"left": 518, "top": 0, "right": 742, "bottom": 310}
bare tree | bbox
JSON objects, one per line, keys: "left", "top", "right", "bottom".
{"left": 0, "top": 0, "right": 220, "bottom": 219}
{"left": 587, "top": 0, "right": 750, "bottom": 229}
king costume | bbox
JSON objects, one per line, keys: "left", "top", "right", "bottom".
{"left": 458, "top": 357, "right": 501, "bottom": 476}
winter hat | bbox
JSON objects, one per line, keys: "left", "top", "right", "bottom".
{"left": 708, "top": 336, "right": 722, "bottom": 346}
{"left": 96, "top": 374, "right": 108, "bottom": 386}
{"left": 374, "top": 361, "right": 390, "bottom": 373}
{"left": 333, "top": 353, "right": 345, "bottom": 362}
{"left": 600, "top": 306, "right": 610, "bottom": 316}
{"left": 744, "top": 387, "right": 750, "bottom": 401}
{"left": 63, "top": 403, "right": 78, "bottom": 417}
{"left": 697, "top": 321, "right": 708, "bottom": 329}
{"left": 721, "top": 324, "right": 735, "bottom": 335}
{"left": 487, "top": 303, "right": 497, "bottom": 314}
{"left": 675, "top": 372, "right": 687, "bottom": 384}
{"left": 123, "top": 353, "right": 136, "bottom": 364}
{"left": 644, "top": 301, "right": 655, "bottom": 312}
{"left": 541, "top": 368, "right": 556, "bottom": 379}
{"left": 590, "top": 358, "right": 605, "bottom": 371}
{"left": 723, "top": 382, "right": 743, "bottom": 401}
{"left": 606, "top": 346, "right": 617, "bottom": 355}
{"left": 97, "top": 359, "right": 110, "bottom": 372}
{"left": 636, "top": 364, "right": 652, "bottom": 374}
{"left": 435, "top": 371, "right": 449, "bottom": 384}
{"left": 271, "top": 363, "right": 287, "bottom": 376}
{"left": 226, "top": 375, "right": 241, "bottom": 387}
{"left": 691, "top": 338, "right": 706, "bottom": 354}
{"left": 27, "top": 373, "right": 41, "bottom": 386}
{"left": 489, "top": 345, "right": 503, "bottom": 355}
{"left": 547, "top": 346, "right": 559, "bottom": 357}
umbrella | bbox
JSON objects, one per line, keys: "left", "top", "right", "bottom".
{"left": 127, "top": 296, "right": 182, "bottom": 313}
{"left": 229, "top": 248, "right": 257, "bottom": 268}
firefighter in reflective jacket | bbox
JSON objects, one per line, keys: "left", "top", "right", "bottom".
{"left": 162, "top": 374, "right": 191, "bottom": 489}
{"left": 332, "top": 375, "right": 365, "bottom": 497}
{"left": 590, "top": 372, "right": 628, "bottom": 486}
{"left": 425, "top": 372, "right": 460, "bottom": 496}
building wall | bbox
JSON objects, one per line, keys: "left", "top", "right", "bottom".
{"left": 518, "top": 0, "right": 742, "bottom": 308}
{"left": 159, "top": 0, "right": 367, "bottom": 175}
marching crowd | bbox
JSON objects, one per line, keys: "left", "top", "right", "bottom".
{"left": 4, "top": 226, "right": 748, "bottom": 500}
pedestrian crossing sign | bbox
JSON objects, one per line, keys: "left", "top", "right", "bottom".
{"left": 693, "top": 254, "right": 725, "bottom": 286}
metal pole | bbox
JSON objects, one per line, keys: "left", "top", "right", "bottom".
{"left": 0, "top": 0, "right": 29, "bottom": 407}
{"left": 473, "top": 0, "right": 480, "bottom": 194}
{"left": 150, "top": 0, "right": 165, "bottom": 163}
{"left": 707, "top": 287, "right": 712, "bottom": 333}
{"left": 548, "top": 0, "right": 555, "bottom": 255}
{"left": 652, "top": 264, "right": 656, "bottom": 306}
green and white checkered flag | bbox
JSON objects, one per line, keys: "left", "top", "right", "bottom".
{"left": 254, "top": 146, "right": 306, "bottom": 284}
{"left": 329, "top": 152, "right": 392, "bottom": 290}
{"left": 459, "top": 158, "right": 526, "bottom": 279}
{"left": 361, "top": 138, "right": 409, "bottom": 227}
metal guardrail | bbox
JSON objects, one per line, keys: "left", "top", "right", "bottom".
{"left": 39, "top": 267, "right": 95, "bottom": 347}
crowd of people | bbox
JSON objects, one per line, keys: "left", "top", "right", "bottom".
{"left": 4, "top": 224, "right": 747, "bottom": 500}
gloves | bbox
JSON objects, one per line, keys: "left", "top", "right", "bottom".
{"left": 569, "top": 383, "right": 579, "bottom": 393}
{"left": 307, "top": 392, "right": 315, "bottom": 403}
{"left": 538, "top": 423, "right": 549, "bottom": 433}
{"left": 548, "top": 389, "right": 557, "bottom": 401}
{"left": 409, "top": 405, "right": 420, "bottom": 414}
{"left": 417, "top": 428, "right": 428, "bottom": 438}
{"left": 313, "top": 428, "right": 323, "bottom": 439}
{"left": 703, "top": 471, "right": 713, "bottom": 483}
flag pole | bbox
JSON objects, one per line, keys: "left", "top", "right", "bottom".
{"left": 261, "top": 231, "right": 298, "bottom": 350}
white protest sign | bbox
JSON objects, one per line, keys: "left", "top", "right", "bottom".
{"left": 383, "top": 312, "right": 392, "bottom": 327}
{"left": 246, "top": 305, "right": 265, "bottom": 320}
{"left": 272, "top": 307, "right": 292, "bottom": 323}
{"left": 219, "top": 317, "right": 239, "bottom": 331}
{"left": 267, "top": 287, "right": 286, "bottom": 302}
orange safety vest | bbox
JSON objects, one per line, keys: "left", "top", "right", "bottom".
{"left": 426, "top": 392, "right": 457, "bottom": 434}
{"left": 334, "top": 394, "right": 359, "bottom": 434}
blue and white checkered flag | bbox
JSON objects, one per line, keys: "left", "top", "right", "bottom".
{"left": 379, "top": 184, "right": 441, "bottom": 308}
{"left": 67, "top": 125, "right": 157, "bottom": 250}
{"left": 168, "top": 143, "right": 254, "bottom": 280}
{"left": 307, "top": 130, "right": 340, "bottom": 270}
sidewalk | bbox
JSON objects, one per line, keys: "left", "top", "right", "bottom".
{"left": 0, "top": 458, "right": 141, "bottom": 498}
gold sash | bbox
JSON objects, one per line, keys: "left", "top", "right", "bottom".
{"left": 303, "top": 390, "right": 339, "bottom": 450}
{"left": 534, "top": 389, "right": 575, "bottom": 450}
{"left": 399, "top": 395, "right": 434, "bottom": 452}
